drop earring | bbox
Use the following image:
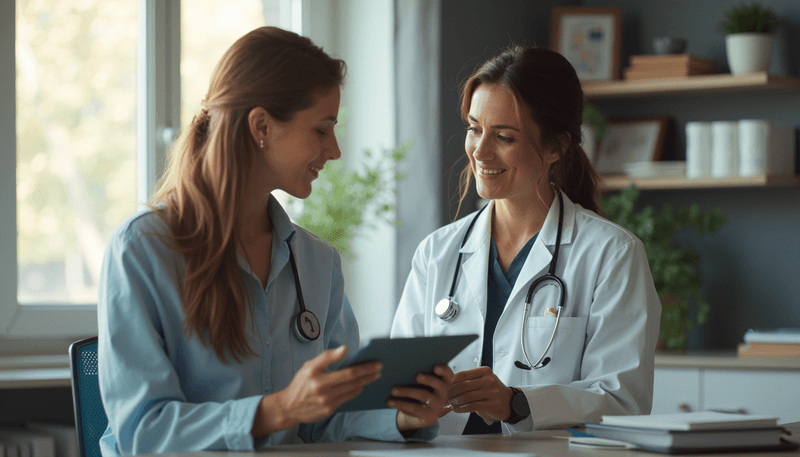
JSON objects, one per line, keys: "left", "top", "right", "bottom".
{"left": 260, "top": 139, "right": 264, "bottom": 149}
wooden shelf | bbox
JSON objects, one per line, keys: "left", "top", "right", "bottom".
{"left": 601, "top": 174, "right": 800, "bottom": 191}
{"left": 583, "top": 72, "right": 800, "bottom": 100}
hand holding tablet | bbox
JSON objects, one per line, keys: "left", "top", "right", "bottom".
{"left": 335, "top": 334, "right": 478, "bottom": 413}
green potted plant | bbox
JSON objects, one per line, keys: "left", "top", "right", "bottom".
{"left": 720, "top": 3, "right": 780, "bottom": 75}
{"left": 601, "top": 185, "right": 728, "bottom": 350}
{"left": 286, "top": 110, "right": 408, "bottom": 259}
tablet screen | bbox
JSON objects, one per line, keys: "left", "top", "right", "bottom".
{"left": 335, "top": 334, "right": 478, "bottom": 413}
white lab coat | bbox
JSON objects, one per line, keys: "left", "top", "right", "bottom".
{"left": 391, "top": 192, "right": 661, "bottom": 435}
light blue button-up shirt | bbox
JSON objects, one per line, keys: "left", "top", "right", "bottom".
{"left": 97, "top": 195, "right": 435, "bottom": 455}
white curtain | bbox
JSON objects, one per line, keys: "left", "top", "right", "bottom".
{"left": 394, "top": 0, "right": 442, "bottom": 304}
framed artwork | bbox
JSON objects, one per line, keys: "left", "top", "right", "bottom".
{"left": 550, "top": 6, "right": 622, "bottom": 81}
{"left": 594, "top": 116, "right": 671, "bottom": 175}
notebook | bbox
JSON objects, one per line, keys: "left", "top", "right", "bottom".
{"left": 598, "top": 411, "right": 779, "bottom": 431}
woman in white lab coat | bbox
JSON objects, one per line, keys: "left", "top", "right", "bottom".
{"left": 391, "top": 46, "right": 661, "bottom": 435}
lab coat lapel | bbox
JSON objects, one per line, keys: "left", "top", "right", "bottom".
{"left": 503, "top": 192, "right": 576, "bottom": 314}
{"left": 458, "top": 201, "right": 493, "bottom": 320}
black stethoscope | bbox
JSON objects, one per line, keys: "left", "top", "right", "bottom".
{"left": 435, "top": 192, "right": 566, "bottom": 370}
{"left": 286, "top": 241, "right": 321, "bottom": 342}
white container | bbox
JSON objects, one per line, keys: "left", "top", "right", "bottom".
{"left": 711, "top": 121, "right": 739, "bottom": 178}
{"left": 725, "top": 33, "right": 773, "bottom": 75}
{"left": 685, "top": 122, "right": 713, "bottom": 179}
{"left": 739, "top": 120, "right": 796, "bottom": 177}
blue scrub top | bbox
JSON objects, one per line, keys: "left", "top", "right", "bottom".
{"left": 97, "top": 195, "right": 435, "bottom": 455}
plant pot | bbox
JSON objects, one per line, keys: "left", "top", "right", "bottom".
{"left": 725, "top": 33, "right": 773, "bottom": 75}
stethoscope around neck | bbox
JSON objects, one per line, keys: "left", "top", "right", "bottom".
{"left": 285, "top": 241, "right": 321, "bottom": 342}
{"left": 435, "top": 191, "right": 567, "bottom": 370}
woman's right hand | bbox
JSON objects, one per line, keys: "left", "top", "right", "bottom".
{"left": 251, "top": 345, "right": 382, "bottom": 438}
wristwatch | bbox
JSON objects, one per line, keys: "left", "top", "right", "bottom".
{"left": 504, "top": 387, "right": 530, "bottom": 424}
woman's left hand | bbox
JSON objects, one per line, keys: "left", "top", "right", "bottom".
{"left": 448, "top": 366, "right": 513, "bottom": 422}
{"left": 391, "top": 365, "right": 454, "bottom": 434}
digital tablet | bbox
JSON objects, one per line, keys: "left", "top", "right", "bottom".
{"left": 335, "top": 334, "right": 478, "bottom": 413}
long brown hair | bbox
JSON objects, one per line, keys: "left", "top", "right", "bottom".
{"left": 148, "top": 27, "right": 346, "bottom": 363}
{"left": 456, "top": 46, "right": 600, "bottom": 217}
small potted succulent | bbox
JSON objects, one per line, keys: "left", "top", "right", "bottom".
{"left": 719, "top": 3, "right": 780, "bottom": 75}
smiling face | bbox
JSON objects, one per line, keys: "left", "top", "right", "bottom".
{"left": 253, "top": 86, "right": 341, "bottom": 199}
{"left": 465, "top": 83, "right": 559, "bottom": 203}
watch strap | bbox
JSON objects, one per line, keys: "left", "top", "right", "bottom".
{"left": 504, "top": 387, "right": 530, "bottom": 424}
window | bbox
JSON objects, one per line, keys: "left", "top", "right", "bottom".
{"left": 2, "top": 0, "right": 301, "bottom": 343}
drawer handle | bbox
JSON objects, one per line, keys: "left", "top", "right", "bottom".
{"left": 709, "top": 408, "right": 748, "bottom": 414}
{"left": 678, "top": 403, "right": 692, "bottom": 412}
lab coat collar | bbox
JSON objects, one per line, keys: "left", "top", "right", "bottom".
{"left": 459, "top": 191, "right": 577, "bottom": 254}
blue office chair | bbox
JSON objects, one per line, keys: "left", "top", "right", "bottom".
{"left": 70, "top": 336, "right": 108, "bottom": 457}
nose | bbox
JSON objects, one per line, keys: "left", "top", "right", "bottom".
{"left": 326, "top": 133, "right": 342, "bottom": 161}
{"left": 469, "top": 134, "right": 492, "bottom": 161}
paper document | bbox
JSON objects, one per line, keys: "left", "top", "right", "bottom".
{"left": 350, "top": 449, "right": 537, "bottom": 457}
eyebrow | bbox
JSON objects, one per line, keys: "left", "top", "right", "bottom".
{"left": 467, "top": 114, "right": 520, "bottom": 132}
{"left": 321, "top": 116, "right": 338, "bottom": 124}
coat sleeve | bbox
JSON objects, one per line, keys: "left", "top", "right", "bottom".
{"left": 391, "top": 239, "right": 431, "bottom": 338}
{"left": 98, "top": 229, "right": 262, "bottom": 455}
{"left": 509, "top": 238, "right": 661, "bottom": 432}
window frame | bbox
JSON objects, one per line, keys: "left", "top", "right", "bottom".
{"left": 1, "top": 0, "right": 181, "bottom": 342}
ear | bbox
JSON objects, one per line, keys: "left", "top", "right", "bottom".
{"left": 247, "top": 107, "right": 270, "bottom": 147}
{"left": 546, "top": 132, "right": 571, "bottom": 164}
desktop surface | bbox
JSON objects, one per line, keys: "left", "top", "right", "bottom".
{"left": 152, "top": 421, "right": 800, "bottom": 457}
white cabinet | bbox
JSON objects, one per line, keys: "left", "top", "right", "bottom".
{"left": 652, "top": 368, "right": 701, "bottom": 414}
{"left": 653, "top": 360, "right": 800, "bottom": 424}
{"left": 703, "top": 370, "right": 800, "bottom": 424}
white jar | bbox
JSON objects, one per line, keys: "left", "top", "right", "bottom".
{"left": 711, "top": 121, "right": 739, "bottom": 178}
{"left": 685, "top": 122, "right": 713, "bottom": 179}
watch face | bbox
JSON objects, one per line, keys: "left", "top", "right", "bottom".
{"left": 512, "top": 391, "right": 530, "bottom": 417}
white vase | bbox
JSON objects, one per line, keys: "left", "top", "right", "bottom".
{"left": 725, "top": 33, "right": 773, "bottom": 75}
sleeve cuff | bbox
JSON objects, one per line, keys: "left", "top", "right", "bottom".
{"left": 223, "top": 395, "right": 263, "bottom": 451}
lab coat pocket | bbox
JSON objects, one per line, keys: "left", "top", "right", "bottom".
{"left": 521, "top": 316, "right": 588, "bottom": 384}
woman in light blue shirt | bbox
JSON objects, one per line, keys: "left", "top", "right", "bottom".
{"left": 97, "top": 27, "right": 451, "bottom": 455}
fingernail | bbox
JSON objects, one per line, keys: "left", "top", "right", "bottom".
{"left": 450, "top": 397, "right": 460, "bottom": 406}
{"left": 392, "top": 388, "right": 400, "bottom": 395}
{"left": 419, "top": 374, "right": 427, "bottom": 381}
{"left": 434, "top": 366, "right": 443, "bottom": 374}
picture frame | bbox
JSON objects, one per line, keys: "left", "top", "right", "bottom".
{"left": 550, "top": 6, "right": 622, "bottom": 81}
{"left": 593, "top": 116, "right": 671, "bottom": 175}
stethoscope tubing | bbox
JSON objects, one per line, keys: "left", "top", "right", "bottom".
{"left": 440, "top": 191, "right": 566, "bottom": 370}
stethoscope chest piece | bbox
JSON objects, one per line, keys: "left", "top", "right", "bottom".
{"left": 435, "top": 298, "right": 459, "bottom": 321}
{"left": 292, "top": 310, "right": 321, "bottom": 342}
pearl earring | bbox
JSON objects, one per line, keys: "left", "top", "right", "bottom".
{"left": 260, "top": 139, "right": 264, "bottom": 149}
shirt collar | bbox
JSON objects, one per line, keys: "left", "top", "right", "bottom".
{"left": 267, "top": 194, "right": 297, "bottom": 245}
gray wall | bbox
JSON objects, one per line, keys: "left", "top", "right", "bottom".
{"left": 438, "top": 0, "right": 576, "bottom": 222}
{"left": 437, "top": 0, "right": 800, "bottom": 349}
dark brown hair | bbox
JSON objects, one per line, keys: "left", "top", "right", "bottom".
{"left": 456, "top": 45, "right": 600, "bottom": 217}
{"left": 149, "top": 27, "right": 346, "bottom": 362}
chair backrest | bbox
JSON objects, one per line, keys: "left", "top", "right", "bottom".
{"left": 69, "top": 337, "right": 108, "bottom": 457}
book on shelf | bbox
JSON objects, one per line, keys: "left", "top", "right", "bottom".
{"left": 629, "top": 54, "right": 716, "bottom": 70}
{"left": 738, "top": 342, "right": 800, "bottom": 358}
{"left": 584, "top": 412, "right": 798, "bottom": 453}
{"left": 24, "top": 423, "right": 77, "bottom": 457}
{"left": 744, "top": 328, "right": 800, "bottom": 344}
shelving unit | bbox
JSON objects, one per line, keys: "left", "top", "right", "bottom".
{"left": 588, "top": 72, "right": 800, "bottom": 191}
{"left": 583, "top": 72, "right": 800, "bottom": 100}
{"left": 602, "top": 174, "right": 800, "bottom": 191}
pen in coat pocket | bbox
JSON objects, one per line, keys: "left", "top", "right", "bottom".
{"left": 543, "top": 307, "right": 557, "bottom": 318}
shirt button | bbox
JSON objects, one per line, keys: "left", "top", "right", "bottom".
{"left": 265, "top": 339, "right": 271, "bottom": 346}
{"left": 451, "top": 365, "right": 457, "bottom": 372}
{"left": 473, "top": 357, "right": 479, "bottom": 363}
{"left": 499, "top": 350, "right": 508, "bottom": 357}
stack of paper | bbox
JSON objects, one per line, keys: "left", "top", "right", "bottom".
{"left": 738, "top": 328, "right": 800, "bottom": 358}
{"left": 583, "top": 411, "right": 797, "bottom": 453}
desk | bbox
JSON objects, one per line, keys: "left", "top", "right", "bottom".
{"left": 155, "top": 422, "right": 800, "bottom": 456}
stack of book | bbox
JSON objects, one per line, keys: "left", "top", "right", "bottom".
{"left": 624, "top": 54, "right": 716, "bottom": 81}
{"left": 583, "top": 411, "right": 797, "bottom": 453}
{"left": 738, "top": 328, "right": 800, "bottom": 358}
